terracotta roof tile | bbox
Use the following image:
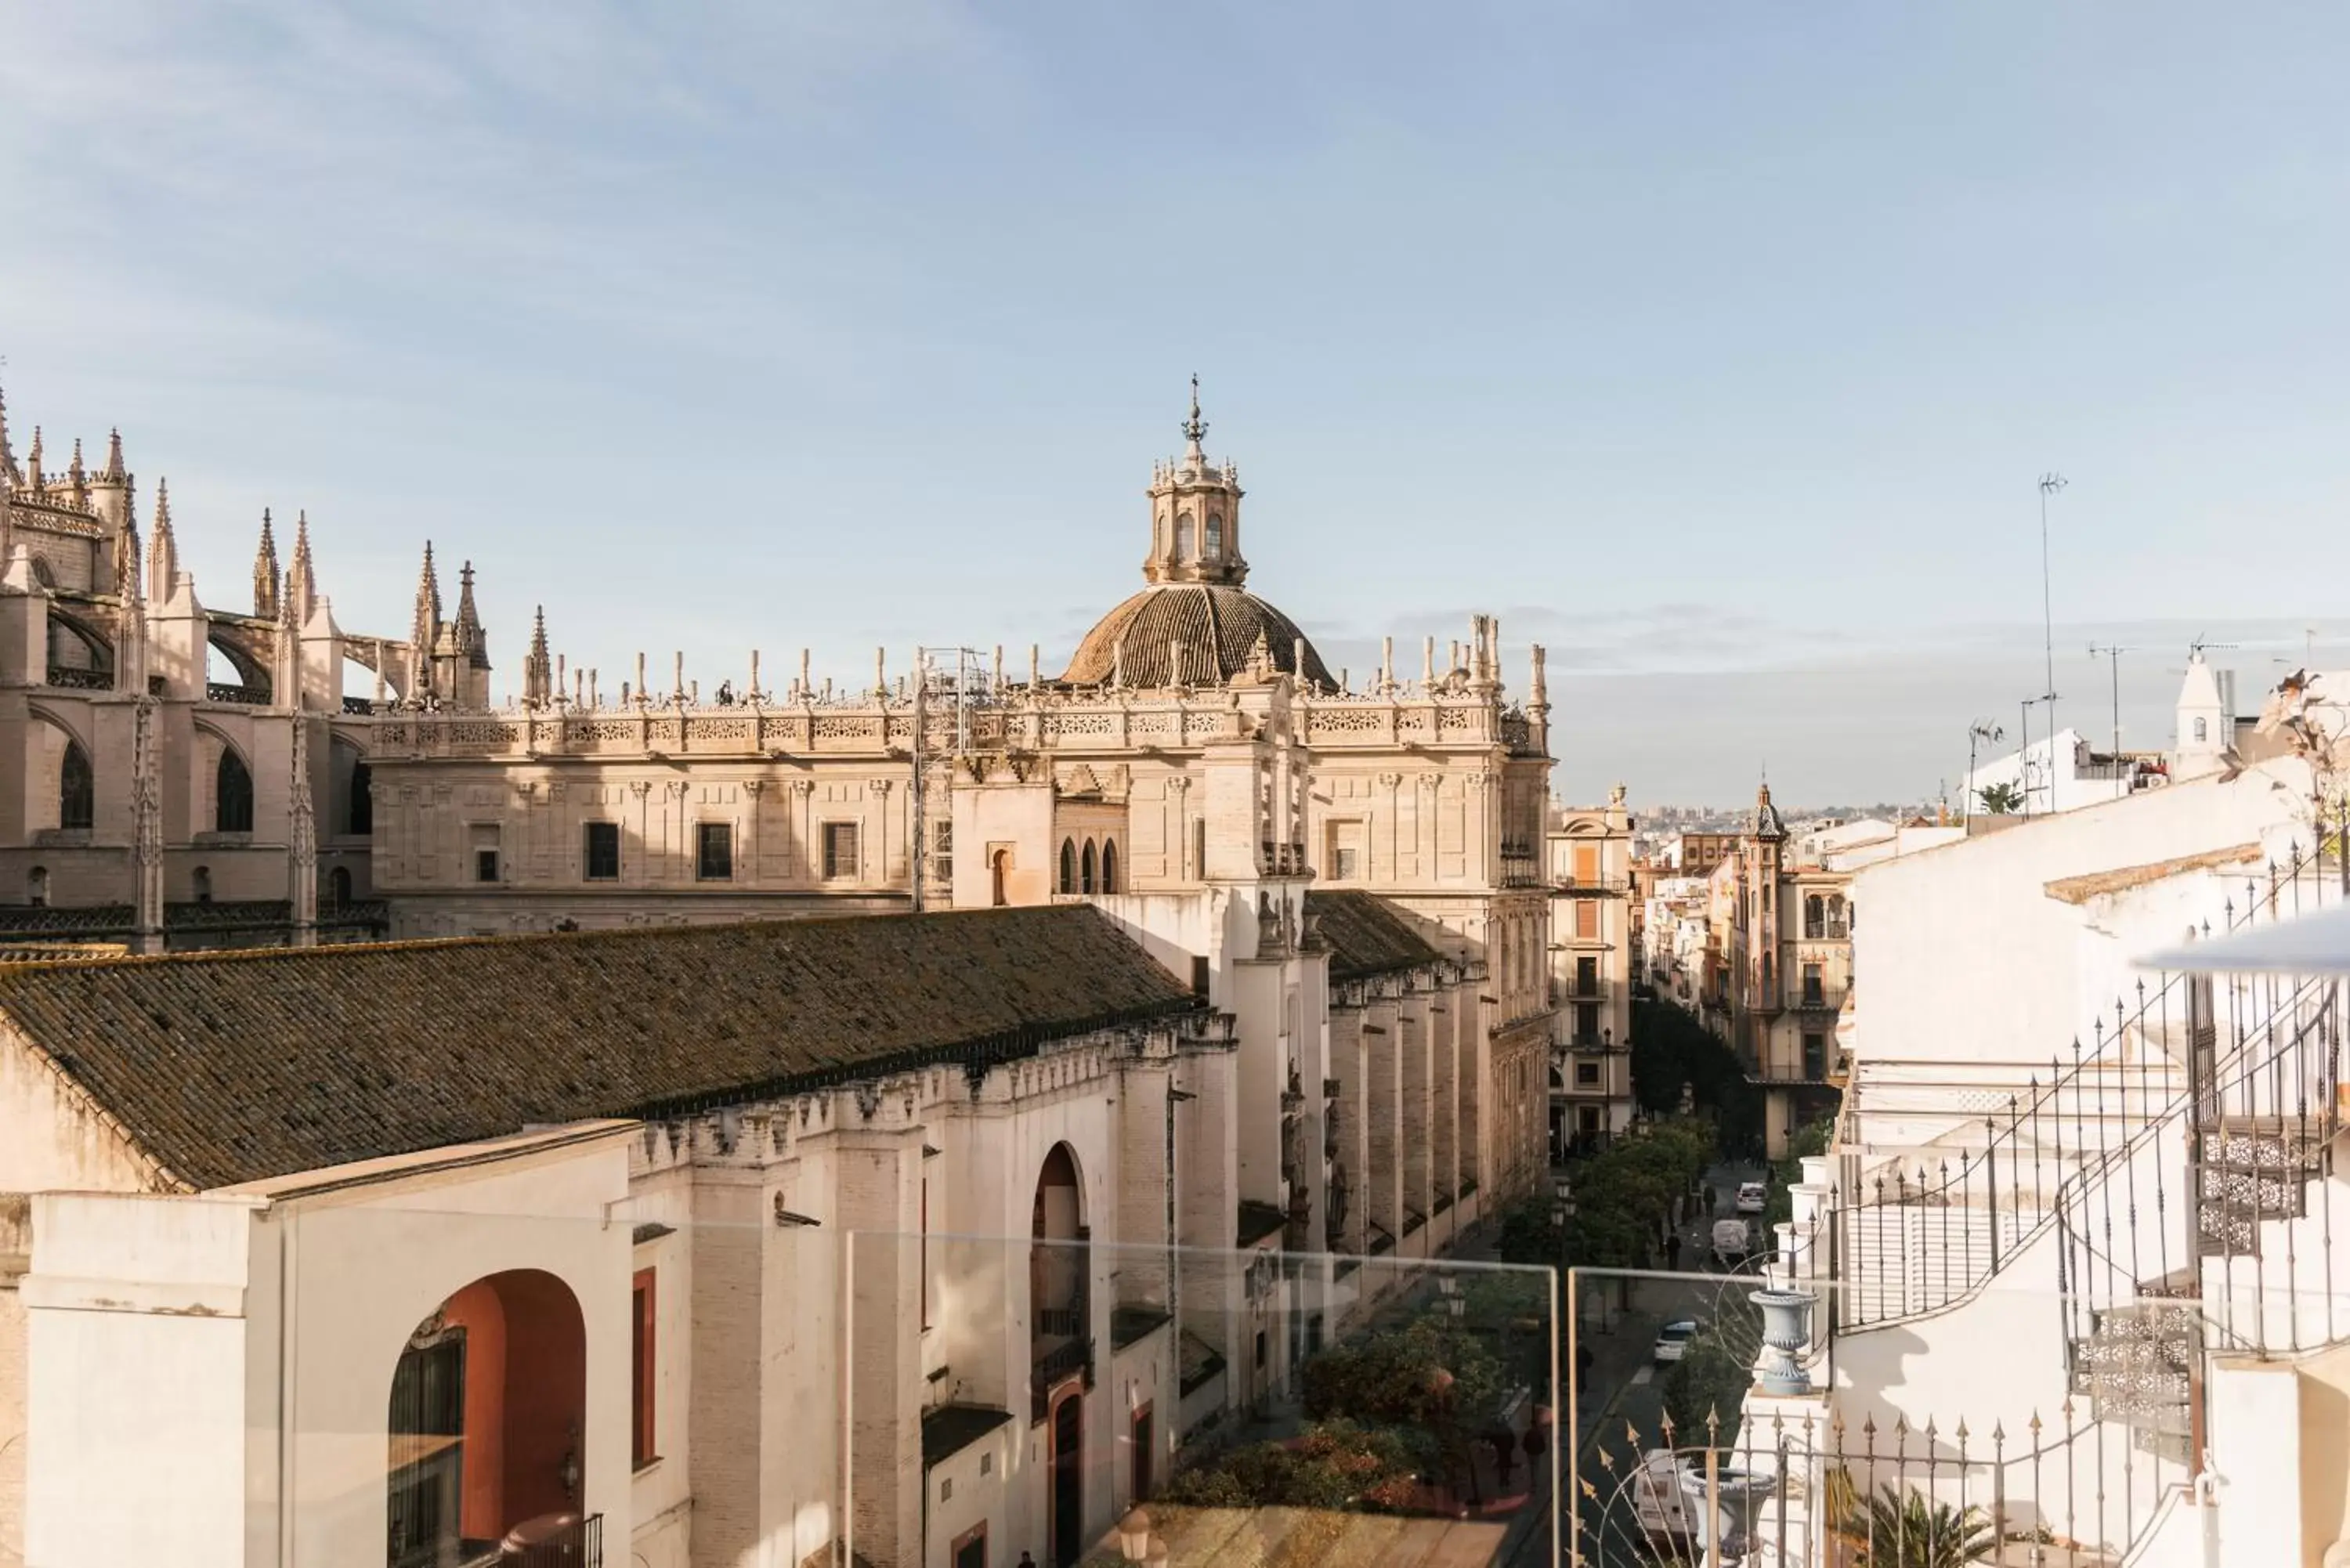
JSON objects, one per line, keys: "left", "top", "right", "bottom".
{"left": 0, "top": 905, "right": 1198, "bottom": 1190}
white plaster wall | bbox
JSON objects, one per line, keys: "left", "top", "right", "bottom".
{"left": 0, "top": 1030, "right": 163, "bottom": 1194}
{"left": 263, "top": 1140, "right": 634, "bottom": 1568}
{"left": 22, "top": 1192, "right": 258, "bottom": 1568}
{"left": 1850, "top": 764, "right": 2308, "bottom": 1089}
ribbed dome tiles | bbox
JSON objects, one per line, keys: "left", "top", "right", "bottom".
{"left": 1060, "top": 583, "right": 1335, "bottom": 691}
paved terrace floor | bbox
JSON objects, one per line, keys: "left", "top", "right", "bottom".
{"left": 1112, "top": 1505, "right": 1509, "bottom": 1567}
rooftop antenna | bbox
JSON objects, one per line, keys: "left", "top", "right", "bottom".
{"left": 1964, "top": 720, "right": 2004, "bottom": 830}
{"left": 2037, "top": 471, "right": 2066, "bottom": 810}
{"left": 2088, "top": 643, "right": 2130, "bottom": 760}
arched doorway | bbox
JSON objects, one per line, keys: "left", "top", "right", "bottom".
{"left": 989, "top": 847, "right": 1010, "bottom": 908}
{"left": 1031, "top": 1143, "right": 1089, "bottom": 1568}
{"left": 386, "top": 1270, "right": 587, "bottom": 1568}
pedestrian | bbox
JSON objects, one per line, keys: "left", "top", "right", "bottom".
{"left": 1018, "top": 1554, "right": 1036, "bottom": 1568}
{"left": 1703, "top": 1182, "right": 1716, "bottom": 1214}
{"left": 1665, "top": 1231, "right": 1682, "bottom": 1270}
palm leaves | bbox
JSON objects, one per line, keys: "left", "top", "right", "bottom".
{"left": 1840, "top": 1484, "right": 1997, "bottom": 1568}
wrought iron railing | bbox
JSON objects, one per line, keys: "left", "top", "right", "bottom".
{"left": 1832, "top": 840, "right": 2338, "bottom": 1330}
{"left": 44, "top": 664, "right": 113, "bottom": 690}
{"left": 1030, "top": 1335, "right": 1093, "bottom": 1420}
{"left": 206, "top": 681, "right": 268, "bottom": 706}
{"left": 507, "top": 1513, "right": 601, "bottom": 1567}
{"left": 1576, "top": 1393, "right": 2180, "bottom": 1567}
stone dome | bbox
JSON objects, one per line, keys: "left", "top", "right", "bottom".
{"left": 1060, "top": 583, "right": 1336, "bottom": 691}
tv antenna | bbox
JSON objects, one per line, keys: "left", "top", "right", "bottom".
{"left": 2088, "top": 644, "right": 2131, "bottom": 759}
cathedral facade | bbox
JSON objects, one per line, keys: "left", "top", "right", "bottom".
{"left": 0, "top": 380, "right": 1563, "bottom": 1568}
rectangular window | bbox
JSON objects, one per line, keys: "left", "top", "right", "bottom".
{"left": 1327, "top": 819, "right": 1365, "bottom": 881}
{"left": 1192, "top": 817, "right": 1207, "bottom": 880}
{"left": 584, "top": 822, "right": 621, "bottom": 881}
{"left": 1576, "top": 1002, "right": 1599, "bottom": 1043}
{"left": 696, "top": 822, "right": 734, "bottom": 881}
{"left": 631, "top": 1268, "right": 657, "bottom": 1469}
{"left": 1574, "top": 843, "right": 1600, "bottom": 884}
{"left": 470, "top": 823, "right": 501, "bottom": 884}
{"left": 1803, "top": 1032, "right": 1828, "bottom": 1081}
{"left": 1575, "top": 1060, "right": 1600, "bottom": 1086}
{"left": 1802, "top": 962, "right": 1824, "bottom": 1007}
{"left": 474, "top": 849, "right": 500, "bottom": 884}
{"left": 822, "top": 821, "right": 859, "bottom": 880}
{"left": 1575, "top": 956, "right": 1599, "bottom": 996}
{"left": 1573, "top": 900, "right": 1598, "bottom": 939}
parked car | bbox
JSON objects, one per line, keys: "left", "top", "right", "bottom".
{"left": 1711, "top": 1217, "right": 1751, "bottom": 1267}
{"left": 1735, "top": 1180, "right": 1768, "bottom": 1214}
{"left": 1654, "top": 1318, "right": 1701, "bottom": 1366}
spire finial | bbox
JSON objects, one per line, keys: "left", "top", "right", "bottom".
{"left": 253, "top": 508, "right": 281, "bottom": 619}
{"left": 27, "top": 425, "right": 44, "bottom": 493}
{"left": 1181, "top": 372, "right": 1207, "bottom": 453}
{"left": 147, "top": 477, "right": 179, "bottom": 594}
{"left": 102, "top": 428, "right": 125, "bottom": 481}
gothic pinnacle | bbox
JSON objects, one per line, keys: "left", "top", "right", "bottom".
{"left": 254, "top": 508, "right": 280, "bottom": 619}
{"left": 27, "top": 425, "right": 44, "bottom": 493}
{"left": 0, "top": 384, "right": 20, "bottom": 485}
{"left": 148, "top": 478, "right": 180, "bottom": 593}
{"left": 291, "top": 508, "right": 316, "bottom": 610}
{"left": 102, "top": 428, "right": 126, "bottom": 481}
{"left": 68, "top": 436, "right": 87, "bottom": 504}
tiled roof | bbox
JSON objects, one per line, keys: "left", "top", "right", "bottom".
{"left": 0, "top": 905, "right": 1198, "bottom": 1190}
{"left": 1307, "top": 891, "right": 1445, "bottom": 984}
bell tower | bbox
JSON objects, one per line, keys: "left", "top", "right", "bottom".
{"left": 1143, "top": 376, "right": 1248, "bottom": 587}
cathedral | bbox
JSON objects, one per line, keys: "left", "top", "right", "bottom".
{"left": 0, "top": 378, "right": 1559, "bottom": 1568}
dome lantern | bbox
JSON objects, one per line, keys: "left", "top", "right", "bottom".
{"left": 1143, "top": 375, "right": 1246, "bottom": 589}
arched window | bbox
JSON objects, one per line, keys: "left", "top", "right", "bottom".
{"left": 1762, "top": 954, "right": 1774, "bottom": 1001}
{"left": 27, "top": 866, "right": 49, "bottom": 908}
{"left": 1205, "top": 514, "right": 1223, "bottom": 558}
{"left": 1804, "top": 894, "right": 1824, "bottom": 938}
{"left": 59, "top": 742, "right": 93, "bottom": 830}
{"left": 1059, "top": 838, "right": 1077, "bottom": 895}
{"left": 1173, "top": 513, "right": 1194, "bottom": 560}
{"left": 328, "top": 867, "right": 352, "bottom": 910}
{"left": 1080, "top": 840, "right": 1097, "bottom": 894}
{"left": 2193, "top": 717, "right": 2208, "bottom": 742}
{"left": 193, "top": 865, "right": 213, "bottom": 904}
{"left": 1100, "top": 839, "right": 1119, "bottom": 894}
{"left": 215, "top": 747, "right": 255, "bottom": 833}
{"left": 348, "top": 761, "right": 373, "bottom": 836}
{"left": 990, "top": 848, "right": 1010, "bottom": 908}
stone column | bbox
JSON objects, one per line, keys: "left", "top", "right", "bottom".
{"left": 1399, "top": 995, "right": 1431, "bottom": 1247}
{"left": 834, "top": 1120, "right": 924, "bottom": 1568}
{"left": 1430, "top": 995, "right": 1459, "bottom": 1231}
{"left": 1329, "top": 1001, "right": 1371, "bottom": 1256}
{"left": 1364, "top": 994, "right": 1402, "bottom": 1252}
{"left": 1115, "top": 1047, "right": 1175, "bottom": 1311}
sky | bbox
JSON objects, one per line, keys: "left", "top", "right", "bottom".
{"left": 3, "top": 2, "right": 2345, "bottom": 804}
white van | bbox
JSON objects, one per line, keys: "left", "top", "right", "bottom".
{"left": 1711, "top": 1217, "right": 1750, "bottom": 1266}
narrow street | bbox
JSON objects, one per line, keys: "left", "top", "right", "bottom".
{"left": 1516, "top": 1160, "right": 1766, "bottom": 1566}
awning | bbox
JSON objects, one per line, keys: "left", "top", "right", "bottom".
{"left": 2136, "top": 901, "right": 2350, "bottom": 975}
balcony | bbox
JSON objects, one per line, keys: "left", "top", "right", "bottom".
{"left": 1553, "top": 874, "right": 1631, "bottom": 895}
{"left": 503, "top": 1514, "right": 602, "bottom": 1568}
{"left": 1031, "top": 1239, "right": 1093, "bottom": 1418}
{"left": 1031, "top": 1335, "right": 1094, "bottom": 1420}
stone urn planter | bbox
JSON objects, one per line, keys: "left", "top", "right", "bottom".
{"left": 1748, "top": 1287, "right": 1817, "bottom": 1396}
